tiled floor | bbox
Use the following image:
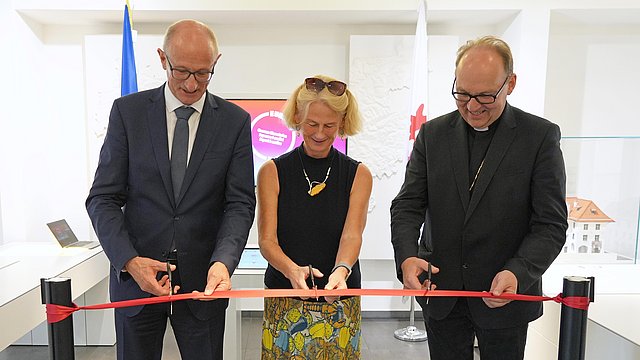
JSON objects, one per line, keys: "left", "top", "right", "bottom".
{"left": 0, "top": 313, "right": 479, "bottom": 359}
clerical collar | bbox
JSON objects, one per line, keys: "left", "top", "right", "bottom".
{"left": 467, "top": 115, "right": 503, "bottom": 134}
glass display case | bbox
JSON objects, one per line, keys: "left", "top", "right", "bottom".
{"left": 559, "top": 136, "right": 640, "bottom": 265}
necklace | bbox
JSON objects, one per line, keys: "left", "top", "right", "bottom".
{"left": 298, "top": 146, "right": 335, "bottom": 197}
{"left": 468, "top": 158, "right": 485, "bottom": 192}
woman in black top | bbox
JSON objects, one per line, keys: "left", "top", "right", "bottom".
{"left": 258, "top": 75, "right": 372, "bottom": 359}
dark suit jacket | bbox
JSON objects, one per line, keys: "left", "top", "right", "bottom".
{"left": 391, "top": 104, "right": 567, "bottom": 329}
{"left": 86, "top": 85, "right": 256, "bottom": 320}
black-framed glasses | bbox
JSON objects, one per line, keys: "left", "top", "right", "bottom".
{"left": 451, "top": 75, "right": 510, "bottom": 104}
{"left": 304, "top": 77, "right": 347, "bottom": 96}
{"left": 166, "top": 55, "right": 215, "bottom": 83}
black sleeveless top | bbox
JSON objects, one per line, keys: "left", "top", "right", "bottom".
{"left": 264, "top": 145, "right": 362, "bottom": 291}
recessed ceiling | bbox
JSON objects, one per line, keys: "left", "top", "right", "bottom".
{"left": 16, "top": 4, "right": 640, "bottom": 29}
{"left": 552, "top": 9, "right": 640, "bottom": 26}
{"left": 16, "top": 8, "right": 520, "bottom": 27}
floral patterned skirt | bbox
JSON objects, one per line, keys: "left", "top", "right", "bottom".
{"left": 261, "top": 296, "right": 361, "bottom": 359}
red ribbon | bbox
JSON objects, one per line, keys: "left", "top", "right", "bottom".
{"left": 45, "top": 288, "right": 589, "bottom": 324}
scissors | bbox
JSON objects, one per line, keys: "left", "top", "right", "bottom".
{"left": 167, "top": 261, "right": 173, "bottom": 315}
{"left": 426, "top": 262, "right": 432, "bottom": 305}
{"left": 308, "top": 264, "right": 318, "bottom": 300}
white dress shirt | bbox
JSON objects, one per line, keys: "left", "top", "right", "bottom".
{"left": 164, "top": 85, "right": 206, "bottom": 163}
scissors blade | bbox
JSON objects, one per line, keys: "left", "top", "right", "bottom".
{"left": 308, "top": 264, "right": 318, "bottom": 300}
{"left": 426, "top": 262, "right": 432, "bottom": 305}
{"left": 167, "top": 261, "right": 173, "bottom": 315}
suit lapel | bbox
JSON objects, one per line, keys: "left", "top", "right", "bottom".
{"left": 448, "top": 115, "right": 471, "bottom": 212}
{"left": 176, "top": 92, "right": 220, "bottom": 204}
{"left": 146, "top": 86, "right": 175, "bottom": 206}
{"left": 464, "top": 105, "right": 517, "bottom": 224}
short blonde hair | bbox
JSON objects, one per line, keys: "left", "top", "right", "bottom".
{"left": 282, "top": 75, "right": 362, "bottom": 136}
{"left": 456, "top": 35, "right": 513, "bottom": 75}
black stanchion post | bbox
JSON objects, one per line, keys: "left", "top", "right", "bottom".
{"left": 557, "top": 276, "right": 592, "bottom": 360}
{"left": 41, "top": 277, "right": 75, "bottom": 360}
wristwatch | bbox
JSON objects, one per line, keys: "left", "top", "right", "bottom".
{"left": 331, "top": 262, "right": 352, "bottom": 279}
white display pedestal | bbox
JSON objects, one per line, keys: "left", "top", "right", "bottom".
{"left": 526, "top": 262, "right": 640, "bottom": 360}
{"left": 0, "top": 242, "right": 114, "bottom": 350}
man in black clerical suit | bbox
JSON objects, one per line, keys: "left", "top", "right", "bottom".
{"left": 391, "top": 36, "right": 567, "bottom": 360}
{"left": 86, "top": 20, "right": 255, "bottom": 360}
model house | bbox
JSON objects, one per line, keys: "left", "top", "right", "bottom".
{"left": 565, "top": 197, "right": 615, "bottom": 254}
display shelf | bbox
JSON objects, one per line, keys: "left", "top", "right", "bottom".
{"left": 560, "top": 137, "right": 640, "bottom": 265}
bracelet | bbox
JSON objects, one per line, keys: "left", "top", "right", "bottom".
{"left": 331, "top": 262, "right": 352, "bottom": 279}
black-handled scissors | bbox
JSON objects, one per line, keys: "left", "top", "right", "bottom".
{"left": 426, "top": 262, "right": 432, "bottom": 305}
{"left": 308, "top": 264, "right": 318, "bottom": 300}
{"left": 167, "top": 261, "right": 173, "bottom": 315}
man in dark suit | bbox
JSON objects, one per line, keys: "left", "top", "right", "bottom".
{"left": 390, "top": 36, "right": 567, "bottom": 360}
{"left": 86, "top": 20, "right": 255, "bottom": 360}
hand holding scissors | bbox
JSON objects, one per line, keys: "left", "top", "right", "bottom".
{"left": 308, "top": 264, "right": 319, "bottom": 300}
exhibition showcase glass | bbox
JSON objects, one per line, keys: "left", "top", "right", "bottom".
{"left": 558, "top": 136, "right": 640, "bottom": 265}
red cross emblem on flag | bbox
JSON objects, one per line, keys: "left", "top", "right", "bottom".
{"left": 410, "top": 103, "right": 427, "bottom": 141}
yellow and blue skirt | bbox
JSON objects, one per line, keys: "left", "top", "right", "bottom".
{"left": 261, "top": 296, "right": 361, "bottom": 359}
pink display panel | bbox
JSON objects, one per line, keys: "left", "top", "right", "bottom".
{"left": 230, "top": 99, "right": 347, "bottom": 179}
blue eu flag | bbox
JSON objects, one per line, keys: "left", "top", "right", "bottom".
{"left": 121, "top": 4, "right": 138, "bottom": 96}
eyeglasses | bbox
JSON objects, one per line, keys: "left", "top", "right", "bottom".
{"left": 451, "top": 75, "right": 510, "bottom": 104}
{"left": 304, "top": 77, "right": 347, "bottom": 96}
{"left": 166, "top": 55, "right": 215, "bottom": 83}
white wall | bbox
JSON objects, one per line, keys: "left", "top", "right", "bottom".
{"left": 348, "top": 35, "right": 459, "bottom": 259}
{"left": 0, "top": 1, "right": 7, "bottom": 244}
{"left": 0, "top": 22, "right": 91, "bottom": 245}
{"left": 0, "top": 5, "right": 47, "bottom": 245}
{"left": 545, "top": 20, "right": 640, "bottom": 136}
{"left": 503, "top": 9, "right": 551, "bottom": 116}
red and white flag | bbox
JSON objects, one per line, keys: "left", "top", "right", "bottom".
{"left": 408, "top": 0, "right": 428, "bottom": 157}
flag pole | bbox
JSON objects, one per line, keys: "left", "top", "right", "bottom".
{"left": 396, "top": 1, "right": 429, "bottom": 342}
{"left": 121, "top": 1, "right": 138, "bottom": 96}
{"left": 406, "top": 0, "right": 428, "bottom": 159}
{"left": 394, "top": 296, "right": 428, "bottom": 342}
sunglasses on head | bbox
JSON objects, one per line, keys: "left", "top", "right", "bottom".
{"left": 304, "top": 77, "right": 347, "bottom": 96}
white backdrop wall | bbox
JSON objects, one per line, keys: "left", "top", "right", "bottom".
{"left": 545, "top": 21, "right": 640, "bottom": 137}
{"left": 348, "top": 35, "right": 459, "bottom": 259}
{"left": 0, "top": 0, "right": 7, "bottom": 244}
{"left": 0, "top": 5, "right": 48, "bottom": 245}
{"left": 502, "top": 9, "right": 551, "bottom": 117}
